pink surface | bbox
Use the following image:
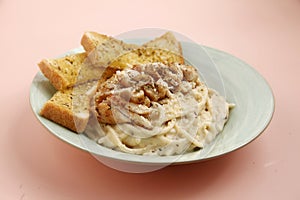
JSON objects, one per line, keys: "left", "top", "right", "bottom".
{"left": 1, "top": 0, "right": 300, "bottom": 199}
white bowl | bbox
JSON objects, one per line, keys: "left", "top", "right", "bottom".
{"left": 30, "top": 28, "right": 274, "bottom": 173}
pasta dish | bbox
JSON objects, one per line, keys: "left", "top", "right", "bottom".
{"left": 85, "top": 62, "right": 233, "bottom": 156}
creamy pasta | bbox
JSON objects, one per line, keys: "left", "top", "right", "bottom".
{"left": 85, "top": 62, "right": 233, "bottom": 156}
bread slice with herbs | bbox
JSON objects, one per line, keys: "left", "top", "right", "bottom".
{"left": 110, "top": 48, "right": 184, "bottom": 70}
{"left": 38, "top": 53, "right": 87, "bottom": 91}
{"left": 40, "top": 81, "right": 97, "bottom": 133}
{"left": 81, "top": 31, "right": 139, "bottom": 54}
{"left": 143, "top": 31, "right": 184, "bottom": 63}
{"left": 81, "top": 31, "right": 140, "bottom": 66}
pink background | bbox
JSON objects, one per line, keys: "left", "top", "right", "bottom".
{"left": 1, "top": 0, "right": 300, "bottom": 199}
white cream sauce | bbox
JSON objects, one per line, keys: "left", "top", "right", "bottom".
{"left": 87, "top": 63, "right": 233, "bottom": 156}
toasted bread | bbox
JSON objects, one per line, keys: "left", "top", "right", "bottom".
{"left": 81, "top": 31, "right": 140, "bottom": 67}
{"left": 80, "top": 32, "right": 110, "bottom": 53}
{"left": 38, "top": 53, "right": 87, "bottom": 91}
{"left": 110, "top": 48, "right": 184, "bottom": 70}
{"left": 40, "top": 81, "right": 97, "bottom": 133}
{"left": 81, "top": 31, "right": 139, "bottom": 54}
{"left": 143, "top": 31, "right": 183, "bottom": 61}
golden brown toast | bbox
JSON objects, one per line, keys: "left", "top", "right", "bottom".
{"left": 40, "top": 81, "right": 97, "bottom": 133}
